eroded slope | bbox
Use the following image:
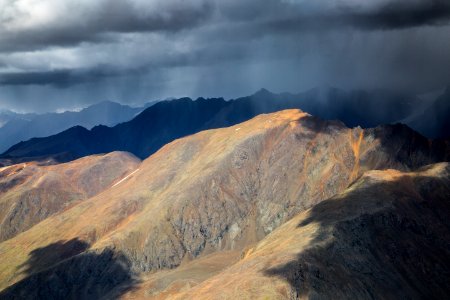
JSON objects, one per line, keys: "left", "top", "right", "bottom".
{"left": 172, "top": 163, "right": 450, "bottom": 299}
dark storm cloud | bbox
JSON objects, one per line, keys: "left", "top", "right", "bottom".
{"left": 262, "top": 1, "right": 450, "bottom": 32}
{"left": 0, "top": 70, "right": 74, "bottom": 86}
{"left": 358, "top": 1, "right": 450, "bottom": 29}
{"left": 0, "top": 0, "right": 214, "bottom": 52}
{"left": 0, "top": 67, "right": 128, "bottom": 87}
{"left": 2, "top": 0, "right": 450, "bottom": 53}
{"left": 0, "top": 0, "right": 450, "bottom": 112}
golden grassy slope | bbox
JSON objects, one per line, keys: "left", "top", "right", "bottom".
{"left": 0, "top": 151, "right": 140, "bottom": 241}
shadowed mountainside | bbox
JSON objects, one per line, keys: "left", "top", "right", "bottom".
{"left": 0, "top": 109, "right": 447, "bottom": 297}
{"left": 0, "top": 101, "right": 151, "bottom": 154}
{"left": 171, "top": 163, "right": 450, "bottom": 299}
{"left": 4, "top": 87, "right": 447, "bottom": 164}
{"left": 0, "top": 239, "right": 140, "bottom": 300}
{"left": 0, "top": 151, "right": 140, "bottom": 242}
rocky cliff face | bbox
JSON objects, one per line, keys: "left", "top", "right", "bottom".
{"left": 0, "top": 151, "right": 140, "bottom": 242}
{"left": 0, "top": 110, "right": 448, "bottom": 299}
{"left": 171, "top": 163, "right": 450, "bottom": 299}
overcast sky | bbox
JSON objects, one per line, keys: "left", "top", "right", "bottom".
{"left": 0, "top": 0, "right": 449, "bottom": 113}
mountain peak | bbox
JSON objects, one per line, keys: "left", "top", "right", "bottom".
{"left": 253, "top": 88, "right": 274, "bottom": 97}
{"left": 85, "top": 100, "right": 124, "bottom": 109}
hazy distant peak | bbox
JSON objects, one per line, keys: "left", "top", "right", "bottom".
{"left": 253, "top": 88, "right": 274, "bottom": 98}
{"left": 84, "top": 100, "right": 129, "bottom": 110}
{"left": 65, "top": 125, "right": 90, "bottom": 133}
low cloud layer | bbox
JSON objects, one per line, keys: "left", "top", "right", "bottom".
{"left": 0, "top": 0, "right": 449, "bottom": 112}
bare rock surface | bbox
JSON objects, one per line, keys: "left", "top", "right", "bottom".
{"left": 172, "top": 163, "right": 450, "bottom": 299}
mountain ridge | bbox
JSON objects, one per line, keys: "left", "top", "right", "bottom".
{"left": 2, "top": 87, "right": 448, "bottom": 164}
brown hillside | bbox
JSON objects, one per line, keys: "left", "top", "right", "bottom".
{"left": 170, "top": 163, "right": 450, "bottom": 299}
{"left": 0, "top": 151, "right": 140, "bottom": 242}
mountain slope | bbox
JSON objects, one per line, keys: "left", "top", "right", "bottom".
{"left": 171, "top": 163, "right": 450, "bottom": 299}
{"left": 2, "top": 87, "right": 437, "bottom": 163}
{"left": 0, "top": 101, "right": 146, "bottom": 154}
{"left": 0, "top": 151, "right": 140, "bottom": 242}
{"left": 0, "top": 110, "right": 447, "bottom": 299}
{"left": 407, "top": 86, "right": 450, "bottom": 139}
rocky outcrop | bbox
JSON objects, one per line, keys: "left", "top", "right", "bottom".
{"left": 172, "top": 163, "right": 450, "bottom": 299}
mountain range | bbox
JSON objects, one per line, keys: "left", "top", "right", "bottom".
{"left": 0, "top": 109, "right": 448, "bottom": 299}
{"left": 2, "top": 87, "right": 449, "bottom": 164}
{"left": 0, "top": 101, "right": 158, "bottom": 154}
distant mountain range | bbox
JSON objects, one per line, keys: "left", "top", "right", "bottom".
{"left": 0, "top": 110, "right": 36, "bottom": 131}
{"left": 1, "top": 87, "right": 449, "bottom": 163}
{"left": 0, "top": 100, "right": 158, "bottom": 154}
